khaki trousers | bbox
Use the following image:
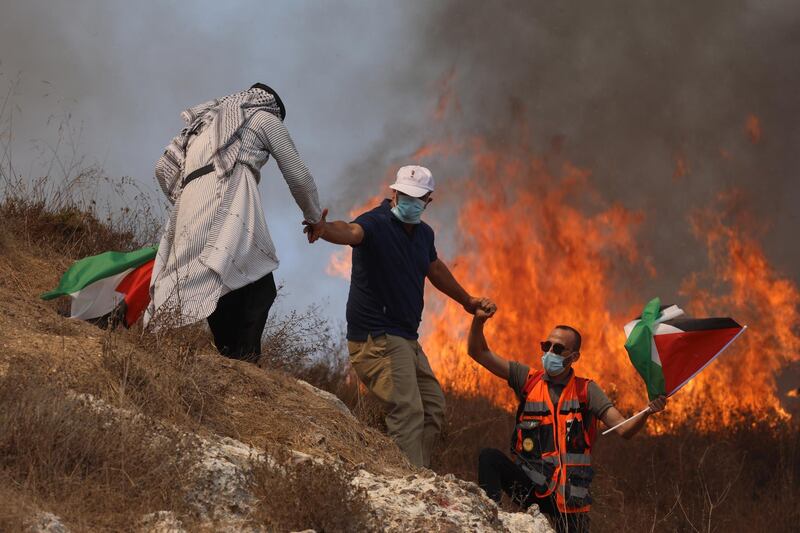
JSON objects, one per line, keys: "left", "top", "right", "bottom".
{"left": 348, "top": 334, "right": 446, "bottom": 468}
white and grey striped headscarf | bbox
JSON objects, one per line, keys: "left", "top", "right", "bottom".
{"left": 155, "top": 85, "right": 284, "bottom": 202}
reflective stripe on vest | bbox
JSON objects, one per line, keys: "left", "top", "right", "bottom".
{"left": 562, "top": 453, "right": 591, "bottom": 465}
{"left": 512, "top": 370, "right": 597, "bottom": 514}
{"left": 523, "top": 401, "right": 549, "bottom": 413}
{"left": 569, "top": 486, "right": 589, "bottom": 499}
{"left": 520, "top": 464, "right": 548, "bottom": 486}
{"left": 559, "top": 398, "right": 582, "bottom": 412}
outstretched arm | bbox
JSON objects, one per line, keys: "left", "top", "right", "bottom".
{"left": 467, "top": 312, "right": 509, "bottom": 380}
{"left": 312, "top": 216, "right": 365, "bottom": 246}
{"left": 258, "top": 112, "right": 323, "bottom": 224}
{"left": 600, "top": 396, "right": 667, "bottom": 439}
{"left": 427, "top": 257, "right": 483, "bottom": 313}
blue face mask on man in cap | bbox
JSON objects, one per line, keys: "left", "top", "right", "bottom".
{"left": 392, "top": 195, "right": 427, "bottom": 224}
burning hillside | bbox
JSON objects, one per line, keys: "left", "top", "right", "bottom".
{"left": 329, "top": 112, "right": 799, "bottom": 432}
{"left": 322, "top": 112, "right": 799, "bottom": 529}
{"left": 423, "top": 143, "right": 798, "bottom": 430}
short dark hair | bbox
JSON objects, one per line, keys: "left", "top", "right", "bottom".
{"left": 555, "top": 325, "right": 582, "bottom": 352}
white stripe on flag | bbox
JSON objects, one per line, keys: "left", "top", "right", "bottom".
{"left": 650, "top": 336, "right": 662, "bottom": 366}
{"left": 69, "top": 268, "right": 133, "bottom": 320}
{"left": 653, "top": 323, "right": 683, "bottom": 335}
{"left": 623, "top": 305, "right": 685, "bottom": 341}
{"left": 655, "top": 305, "right": 684, "bottom": 324}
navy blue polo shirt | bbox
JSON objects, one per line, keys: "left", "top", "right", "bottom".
{"left": 346, "top": 199, "right": 437, "bottom": 341}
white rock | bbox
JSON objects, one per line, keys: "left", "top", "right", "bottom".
{"left": 28, "top": 512, "right": 67, "bottom": 533}
{"left": 295, "top": 379, "right": 353, "bottom": 418}
{"left": 498, "top": 505, "right": 552, "bottom": 533}
{"left": 73, "top": 392, "right": 552, "bottom": 532}
{"left": 139, "top": 511, "right": 187, "bottom": 533}
{"left": 352, "top": 469, "right": 554, "bottom": 532}
{"left": 186, "top": 435, "right": 261, "bottom": 527}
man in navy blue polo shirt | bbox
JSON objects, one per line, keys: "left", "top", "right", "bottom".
{"left": 306, "top": 165, "right": 496, "bottom": 467}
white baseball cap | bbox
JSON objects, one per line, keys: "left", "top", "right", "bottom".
{"left": 390, "top": 165, "right": 435, "bottom": 198}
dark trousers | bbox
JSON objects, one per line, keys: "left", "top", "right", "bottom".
{"left": 478, "top": 448, "right": 589, "bottom": 533}
{"left": 207, "top": 273, "right": 277, "bottom": 362}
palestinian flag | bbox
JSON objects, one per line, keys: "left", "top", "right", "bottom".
{"left": 41, "top": 246, "right": 157, "bottom": 327}
{"left": 624, "top": 297, "right": 746, "bottom": 400}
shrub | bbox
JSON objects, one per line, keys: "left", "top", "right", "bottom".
{"left": 250, "top": 446, "right": 376, "bottom": 532}
{"left": 0, "top": 373, "right": 197, "bottom": 530}
{"left": 99, "top": 321, "right": 232, "bottom": 432}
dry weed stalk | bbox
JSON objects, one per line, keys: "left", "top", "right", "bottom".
{"left": 0, "top": 373, "right": 197, "bottom": 530}
{"left": 249, "top": 445, "right": 376, "bottom": 532}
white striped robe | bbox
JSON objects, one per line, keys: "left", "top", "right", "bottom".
{"left": 145, "top": 110, "right": 322, "bottom": 328}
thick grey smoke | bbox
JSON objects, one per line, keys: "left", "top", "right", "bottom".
{"left": 343, "top": 1, "right": 800, "bottom": 295}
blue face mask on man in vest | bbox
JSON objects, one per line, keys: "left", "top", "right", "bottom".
{"left": 540, "top": 335, "right": 579, "bottom": 377}
{"left": 542, "top": 351, "right": 573, "bottom": 376}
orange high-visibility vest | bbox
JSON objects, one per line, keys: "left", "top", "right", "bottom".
{"left": 512, "top": 370, "right": 597, "bottom": 514}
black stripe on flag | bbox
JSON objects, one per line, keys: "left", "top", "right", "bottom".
{"left": 662, "top": 317, "right": 742, "bottom": 332}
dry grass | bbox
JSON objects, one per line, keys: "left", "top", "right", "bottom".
{"left": 591, "top": 416, "right": 799, "bottom": 533}
{"left": 0, "top": 372, "right": 197, "bottom": 531}
{"left": 250, "top": 446, "right": 376, "bottom": 532}
{"left": 259, "top": 302, "right": 347, "bottom": 382}
{"left": 99, "top": 322, "right": 234, "bottom": 433}
{"left": 0, "top": 201, "right": 411, "bottom": 474}
{"left": 0, "top": 484, "right": 36, "bottom": 532}
{"left": 0, "top": 173, "right": 160, "bottom": 263}
{"left": 431, "top": 392, "right": 516, "bottom": 482}
{"left": 0, "top": 159, "right": 415, "bottom": 530}
{"left": 333, "top": 369, "right": 389, "bottom": 433}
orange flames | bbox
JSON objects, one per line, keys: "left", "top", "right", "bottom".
{"left": 418, "top": 142, "right": 797, "bottom": 430}
{"left": 420, "top": 142, "right": 654, "bottom": 413}
{"left": 677, "top": 192, "right": 798, "bottom": 426}
{"left": 329, "top": 99, "right": 797, "bottom": 432}
{"left": 746, "top": 113, "right": 762, "bottom": 144}
{"left": 673, "top": 152, "right": 689, "bottom": 180}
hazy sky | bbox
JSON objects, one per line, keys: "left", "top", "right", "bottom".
{"left": 0, "top": 1, "right": 431, "bottom": 321}
{"left": 2, "top": 1, "right": 798, "bottom": 325}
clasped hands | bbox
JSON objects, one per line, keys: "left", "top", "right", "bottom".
{"left": 467, "top": 296, "right": 497, "bottom": 319}
{"left": 302, "top": 208, "right": 329, "bottom": 244}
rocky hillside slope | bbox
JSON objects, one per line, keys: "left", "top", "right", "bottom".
{"left": 0, "top": 221, "right": 552, "bottom": 532}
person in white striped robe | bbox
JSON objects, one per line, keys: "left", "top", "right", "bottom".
{"left": 146, "top": 84, "right": 326, "bottom": 362}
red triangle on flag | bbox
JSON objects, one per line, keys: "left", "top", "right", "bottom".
{"left": 654, "top": 326, "right": 743, "bottom": 394}
{"left": 114, "top": 259, "right": 154, "bottom": 327}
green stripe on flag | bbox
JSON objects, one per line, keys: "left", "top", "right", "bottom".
{"left": 40, "top": 246, "right": 157, "bottom": 300}
{"left": 625, "top": 297, "right": 666, "bottom": 400}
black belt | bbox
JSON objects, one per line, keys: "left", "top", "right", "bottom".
{"left": 181, "top": 163, "right": 214, "bottom": 189}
